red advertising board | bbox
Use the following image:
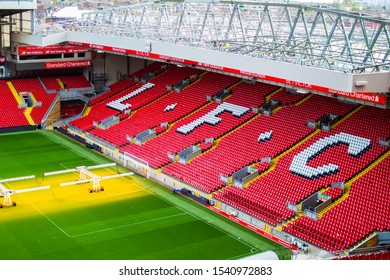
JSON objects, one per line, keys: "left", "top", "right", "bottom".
{"left": 67, "top": 41, "right": 387, "bottom": 105}
{"left": 0, "top": 56, "right": 6, "bottom": 63}
{"left": 18, "top": 45, "right": 89, "bottom": 56}
{"left": 44, "top": 60, "right": 91, "bottom": 69}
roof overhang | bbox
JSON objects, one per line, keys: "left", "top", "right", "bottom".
{"left": 11, "top": 30, "right": 390, "bottom": 109}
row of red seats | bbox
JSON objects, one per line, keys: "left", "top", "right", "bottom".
{"left": 41, "top": 75, "right": 92, "bottom": 92}
{"left": 0, "top": 109, "right": 30, "bottom": 128}
{"left": 89, "top": 62, "right": 168, "bottom": 107}
{"left": 253, "top": 162, "right": 270, "bottom": 173}
{"left": 323, "top": 187, "right": 343, "bottom": 200}
{"left": 69, "top": 100, "right": 121, "bottom": 131}
{"left": 164, "top": 94, "right": 355, "bottom": 193}
{"left": 11, "top": 78, "right": 57, "bottom": 124}
{"left": 225, "top": 81, "right": 279, "bottom": 108}
{"left": 281, "top": 107, "right": 390, "bottom": 251}
{"left": 213, "top": 95, "right": 357, "bottom": 223}
{"left": 213, "top": 192, "right": 286, "bottom": 226}
{"left": 89, "top": 66, "right": 204, "bottom": 146}
{"left": 154, "top": 125, "right": 167, "bottom": 135}
{"left": 0, "top": 80, "right": 30, "bottom": 128}
{"left": 198, "top": 141, "right": 213, "bottom": 152}
{"left": 59, "top": 75, "right": 92, "bottom": 89}
{"left": 122, "top": 101, "right": 255, "bottom": 169}
{"left": 89, "top": 79, "right": 136, "bottom": 106}
{"left": 128, "top": 61, "right": 167, "bottom": 81}
{"left": 160, "top": 81, "right": 284, "bottom": 191}
{"left": 270, "top": 88, "right": 307, "bottom": 106}
{"left": 40, "top": 76, "right": 62, "bottom": 91}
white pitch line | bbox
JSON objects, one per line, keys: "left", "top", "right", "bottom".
{"left": 34, "top": 132, "right": 256, "bottom": 256}
{"left": 226, "top": 251, "right": 259, "bottom": 260}
{"left": 60, "top": 160, "right": 92, "bottom": 166}
{"left": 0, "top": 146, "right": 59, "bottom": 156}
{"left": 29, "top": 202, "right": 71, "bottom": 238}
{"left": 120, "top": 176, "right": 256, "bottom": 251}
{"left": 38, "top": 132, "right": 102, "bottom": 166}
{"left": 70, "top": 212, "right": 187, "bottom": 238}
{"left": 59, "top": 163, "right": 72, "bottom": 170}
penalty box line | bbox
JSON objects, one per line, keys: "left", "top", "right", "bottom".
{"left": 29, "top": 165, "right": 137, "bottom": 238}
{"left": 32, "top": 174, "right": 256, "bottom": 259}
{"left": 120, "top": 176, "right": 257, "bottom": 254}
{"left": 58, "top": 159, "right": 92, "bottom": 170}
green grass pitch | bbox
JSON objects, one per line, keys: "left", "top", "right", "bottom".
{"left": 0, "top": 130, "right": 290, "bottom": 260}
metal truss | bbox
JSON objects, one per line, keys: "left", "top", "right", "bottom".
{"left": 35, "top": 1, "right": 390, "bottom": 73}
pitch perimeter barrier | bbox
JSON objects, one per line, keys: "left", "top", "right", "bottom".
{"left": 87, "top": 163, "right": 116, "bottom": 170}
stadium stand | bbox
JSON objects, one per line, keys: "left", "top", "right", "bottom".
{"left": 284, "top": 143, "right": 390, "bottom": 252}
{"left": 1, "top": 63, "right": 389, "bottom": 257}
{"left": 1, "top": 0, "right": 390, "bottom": 262}
{"left": 0, "top": 80, "right": 30, "bottom": 128}
{"left": 89, "top": 67, "right": 222, "bottom": 147}
{"left": 11, "top": 78, "right": 57, "bottom": 124}
{"left": 88, "top": 62, "right": 167, "bottom": 107}
{"left": 68, "top": 78, "right": 141, "bottom": 131}
{"left": 69, "top": 64, "right": 199, "bottom": 133}
{"left": 59, "top": 75, "right": 92, "bottom": 89}
{"left": 164, "top": 94, "right": 355, "bottom": 193}
{"left": 89, "top": 79, "right": 136, "bottom": 106}
{"left": 40, "top": 76, "right": 63, "bottom": 91}
{"left": 120, "top": 73, "right": 251, "bottom": 167}
{"left": 162, "top": 81, "right": 280, "bottom": 191}
{"left": 269, "top": 88, "right": 307, "bottom": 106}
{"left": 231, "top": 105, "right": 387, "bottom": 229}
{"left": 212, "top": 95, "right": 358, "bottom": 225}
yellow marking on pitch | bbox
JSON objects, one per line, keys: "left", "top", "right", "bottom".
{"left": 0, "top": 168, "right": 150, "bottom": 221}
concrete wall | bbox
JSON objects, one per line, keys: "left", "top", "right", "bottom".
{"left": 128, "top": 57, "right": 150, "bottom": 76}
{"left": 352, "top": 72, "right": 390, "bottom": 93}
{"left": 104, "top": 53, "right": 127, "bottom": 85}
{"left": 90, "top": 52, "right": 154, "bottom": 86}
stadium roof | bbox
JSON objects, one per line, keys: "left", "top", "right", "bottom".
{"left": 9, "top": 1, "right": 390, "bottom": 106}
{"left": 52, "top": 7, "right": 93, "bottom": 20}
{"left": 34, "top": 1, "right": 390, "bottom": 73}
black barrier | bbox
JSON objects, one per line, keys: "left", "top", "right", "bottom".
{"left": 54, "top": 126, "right": 103, "bottom": 154}
{"left": 0, "top": 125, "right": 37, "bottom": 134}
{"left": 180, "top": 189, "right": 210, "bottom": 206}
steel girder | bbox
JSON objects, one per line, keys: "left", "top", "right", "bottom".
{"left": 36, "top": 1, "right": 390, "bottom": 73}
